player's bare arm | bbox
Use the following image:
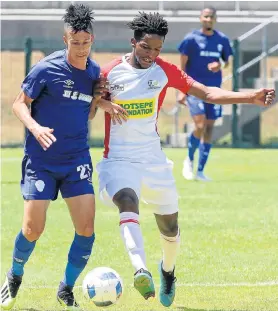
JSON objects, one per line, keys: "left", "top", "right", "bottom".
{"left": 89, "top": 74, "right": 109, "bottom": 120}
{"left": 188, "top": 81, "right": 276, "bottom": 107}
{"left": 178, "top": 55, "right": 189, "bottom": 104}
{"left": 12, "top": 90, "right": 57, "bottom": 151}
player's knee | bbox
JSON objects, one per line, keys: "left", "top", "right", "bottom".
{"left": 156, "top": 214, "right": 179, "bottom": 237}
{"left": 161, "top": 222, "right": 179, "bottom": 237}
{"left": 204, "top": 125, "right": 214, "bottom": 136}
{"left": 22, "top": 225, "right": 45, "bottom": 241}
{"left": 76, "top": 225, "right": 94, "bottom": 237}
{"left": 113, "top": 188, "right": 139, "bottom": 213}
{"left": 195, "top": 124, "right": 205, "bottom": 135}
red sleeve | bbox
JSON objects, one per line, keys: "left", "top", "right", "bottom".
{"left": 156, "top": 57, "right": 195, "bottom": 94}
{"left": 100, "top": 57, "right": 122, "bottom": 100}
{"left": 101, "top": 57, "right": 122, "bottom": 78}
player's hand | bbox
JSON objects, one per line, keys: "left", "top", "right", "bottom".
{"left": 208, "top": 62, "right": 221, "bottom": 73}
{"left": 177, "top": 92, "right": 187, "bottom": 105}
{"left": 97, "top": 99, "right": 129, "bottom": 125}
{"left": 31, "top": 125, "right": 57, "bottom": 151}
{"left": 93, "top": 73, "right": 109, "bottom": 100}
{"left": 251, "top": 88, "right": 276, "bottom": 107}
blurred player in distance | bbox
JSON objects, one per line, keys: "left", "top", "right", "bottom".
{"left": 178, "top": 6, "right": 233, "bottom": 181}
{"left": 97, "top": 11, "right": 275, "bottom": 308}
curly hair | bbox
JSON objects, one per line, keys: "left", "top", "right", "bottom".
{"left": 63, "top": 4, "right": 94, "bottom": 33}
{"left": 127, "top": 11, "right": 168, "bottom": 41}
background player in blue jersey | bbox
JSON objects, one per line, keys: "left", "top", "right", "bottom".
{"left": 0, "top": 4, "right": 127, "bottom": 311}
{"left": 178, "top": 6, "right": 233, "bottom": 181}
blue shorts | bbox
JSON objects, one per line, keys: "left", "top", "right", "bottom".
{"left": 187, "top": 95, "right": 222, "bottom": 120}
{"left": 20, "top": 153, "right": 94, "bottom": 200}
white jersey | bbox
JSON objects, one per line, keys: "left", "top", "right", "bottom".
{"left": 102, "top": 54, "right": 194, "bottom": 162}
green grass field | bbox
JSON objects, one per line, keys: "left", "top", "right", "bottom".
{"left": 1, "top": 148, "right": 278, "bottom": 311}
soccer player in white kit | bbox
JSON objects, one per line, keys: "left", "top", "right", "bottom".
{"left": 97, "top": 12, "right": 275, "bottom": 307}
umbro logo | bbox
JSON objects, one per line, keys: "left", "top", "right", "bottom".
{"left": 54, "top": 79, "right": 74, "bottom": 88}
{"left": 82, "top": 255, "right": 90, "bottom": 260}
{"left": 14, "top": 257, "right": 24, "bottom": 263}
{"left": 64, "top": 79, "right": 74, "bottom": 87}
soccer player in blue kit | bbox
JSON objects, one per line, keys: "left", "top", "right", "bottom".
{"left": 178, "top": 6, "right": 233, "bottom": 181}
{"left": 0, "top": 4, "right": 126, "bottom": 311}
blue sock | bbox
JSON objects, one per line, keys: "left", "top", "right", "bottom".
{"left": 12, "top": 230, "right": 36, "bottom": 277}
{"left": 63, "top": 232, "right": 95, "bottom": 287}
{"left": 198, "top": 142, "right": 212, "bottom": 172}
{"left": 188, "top": 133, "right": 200, "bottom": 161}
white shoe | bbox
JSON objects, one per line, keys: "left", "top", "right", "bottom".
{"left": 196, "top": 171, "right": 212, "bottom": 182}
{"left": 0, "top": 273, "right": 22, "bottom": 310}
{"left": 182, "top": 158, "right": 194, "bottom": 180}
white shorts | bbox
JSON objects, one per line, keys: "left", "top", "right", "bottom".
{"left": 96, "top": 157, "right": 179, "bottom": 215}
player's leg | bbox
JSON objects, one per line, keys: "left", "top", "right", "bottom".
{"left": 1, "top": 155, "right": 55, "bottom": 310}
{"left": 154, "top": 209, "right": 179, "bottom": 307}
{"left": 112, "top": 187, "right": 155, "bottom": 300}
{"left": 183, "top": 96, "right": 206, "bottom": 180}
{"left": 142, "top": 159, "right": 179, "bottom": 307}
{"left": 97, "top": 159, "right": 154, "bottom": 300}
{"left": 196, "top": 103, "right": 221, "bottom": 181}
{"left": 1, "top": 200, "right": 50, "bottom": 310}
{"left": 58, "top": 156, "right": 95, "bottom": 310}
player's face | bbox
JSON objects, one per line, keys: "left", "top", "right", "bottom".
{"left": 200, "top": 9, "right": 216, "bottom": 31}
{"left": 132, "top": 34, "right": 163, "bottom": 69}
{"left": 64, "top": 29, "right": 94, "bottom": 62}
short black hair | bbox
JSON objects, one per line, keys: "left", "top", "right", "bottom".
{"left": 127, "top": 11, "right": 168, "bottom": 41}
{"left": 202, "top": 6, "right": 217, "bottom": 16}
{"left": 63, "top": 4, "right": 94, "bottom": 34}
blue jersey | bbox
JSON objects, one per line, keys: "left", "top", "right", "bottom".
{"left": 178, "top": 30, "right": 233, "bottom": 87}
{"left": 22, "top": 49, "right": 100, "bottom": 160}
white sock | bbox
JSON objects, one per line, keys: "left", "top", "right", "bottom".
{"left": 161, "top": 228, "right": 180, "bottom": 273}
{"left": 119, "top": 212, "right": 147, "bottom": 272}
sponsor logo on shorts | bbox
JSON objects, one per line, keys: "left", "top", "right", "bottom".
{"left": 115, "top": 98, "right": 155, "bottom": 119}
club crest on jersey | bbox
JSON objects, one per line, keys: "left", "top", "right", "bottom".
{"left": 148, "top": 80, "right": 160, "bottom": 89}
{"left": 110, "top": 84, "right": 124, "bottom": 91}
{"left": 217, "top": 44, "right": 223, "bottom": 52}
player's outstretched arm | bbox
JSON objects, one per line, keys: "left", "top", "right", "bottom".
{"left": 188, "top": 81, "right": 275, "bottom": 107}
{"left": 12, "top": 91, "right": 57, "bottom": 151}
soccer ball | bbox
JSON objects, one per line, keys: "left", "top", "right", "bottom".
{"left": 82, "top": 267, "right": 123, "bottom": 307}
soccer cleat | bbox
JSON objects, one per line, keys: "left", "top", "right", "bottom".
{"left": 159, "top": 262, "right": 177, "bottom": 307}
{"left": 0, "top": 271, "right": 22, "bottom": 310}
{"left": 196, "top": 171, "right": 212, "bottom": 182}
{"left": 57, "top": 282, "right": 80, "bottom": 311}
{"left": 134, "top": 269, "right": 155, "bottom": 300}
{"left": 182, "top": 157, "right": 194, "bottom": 180}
